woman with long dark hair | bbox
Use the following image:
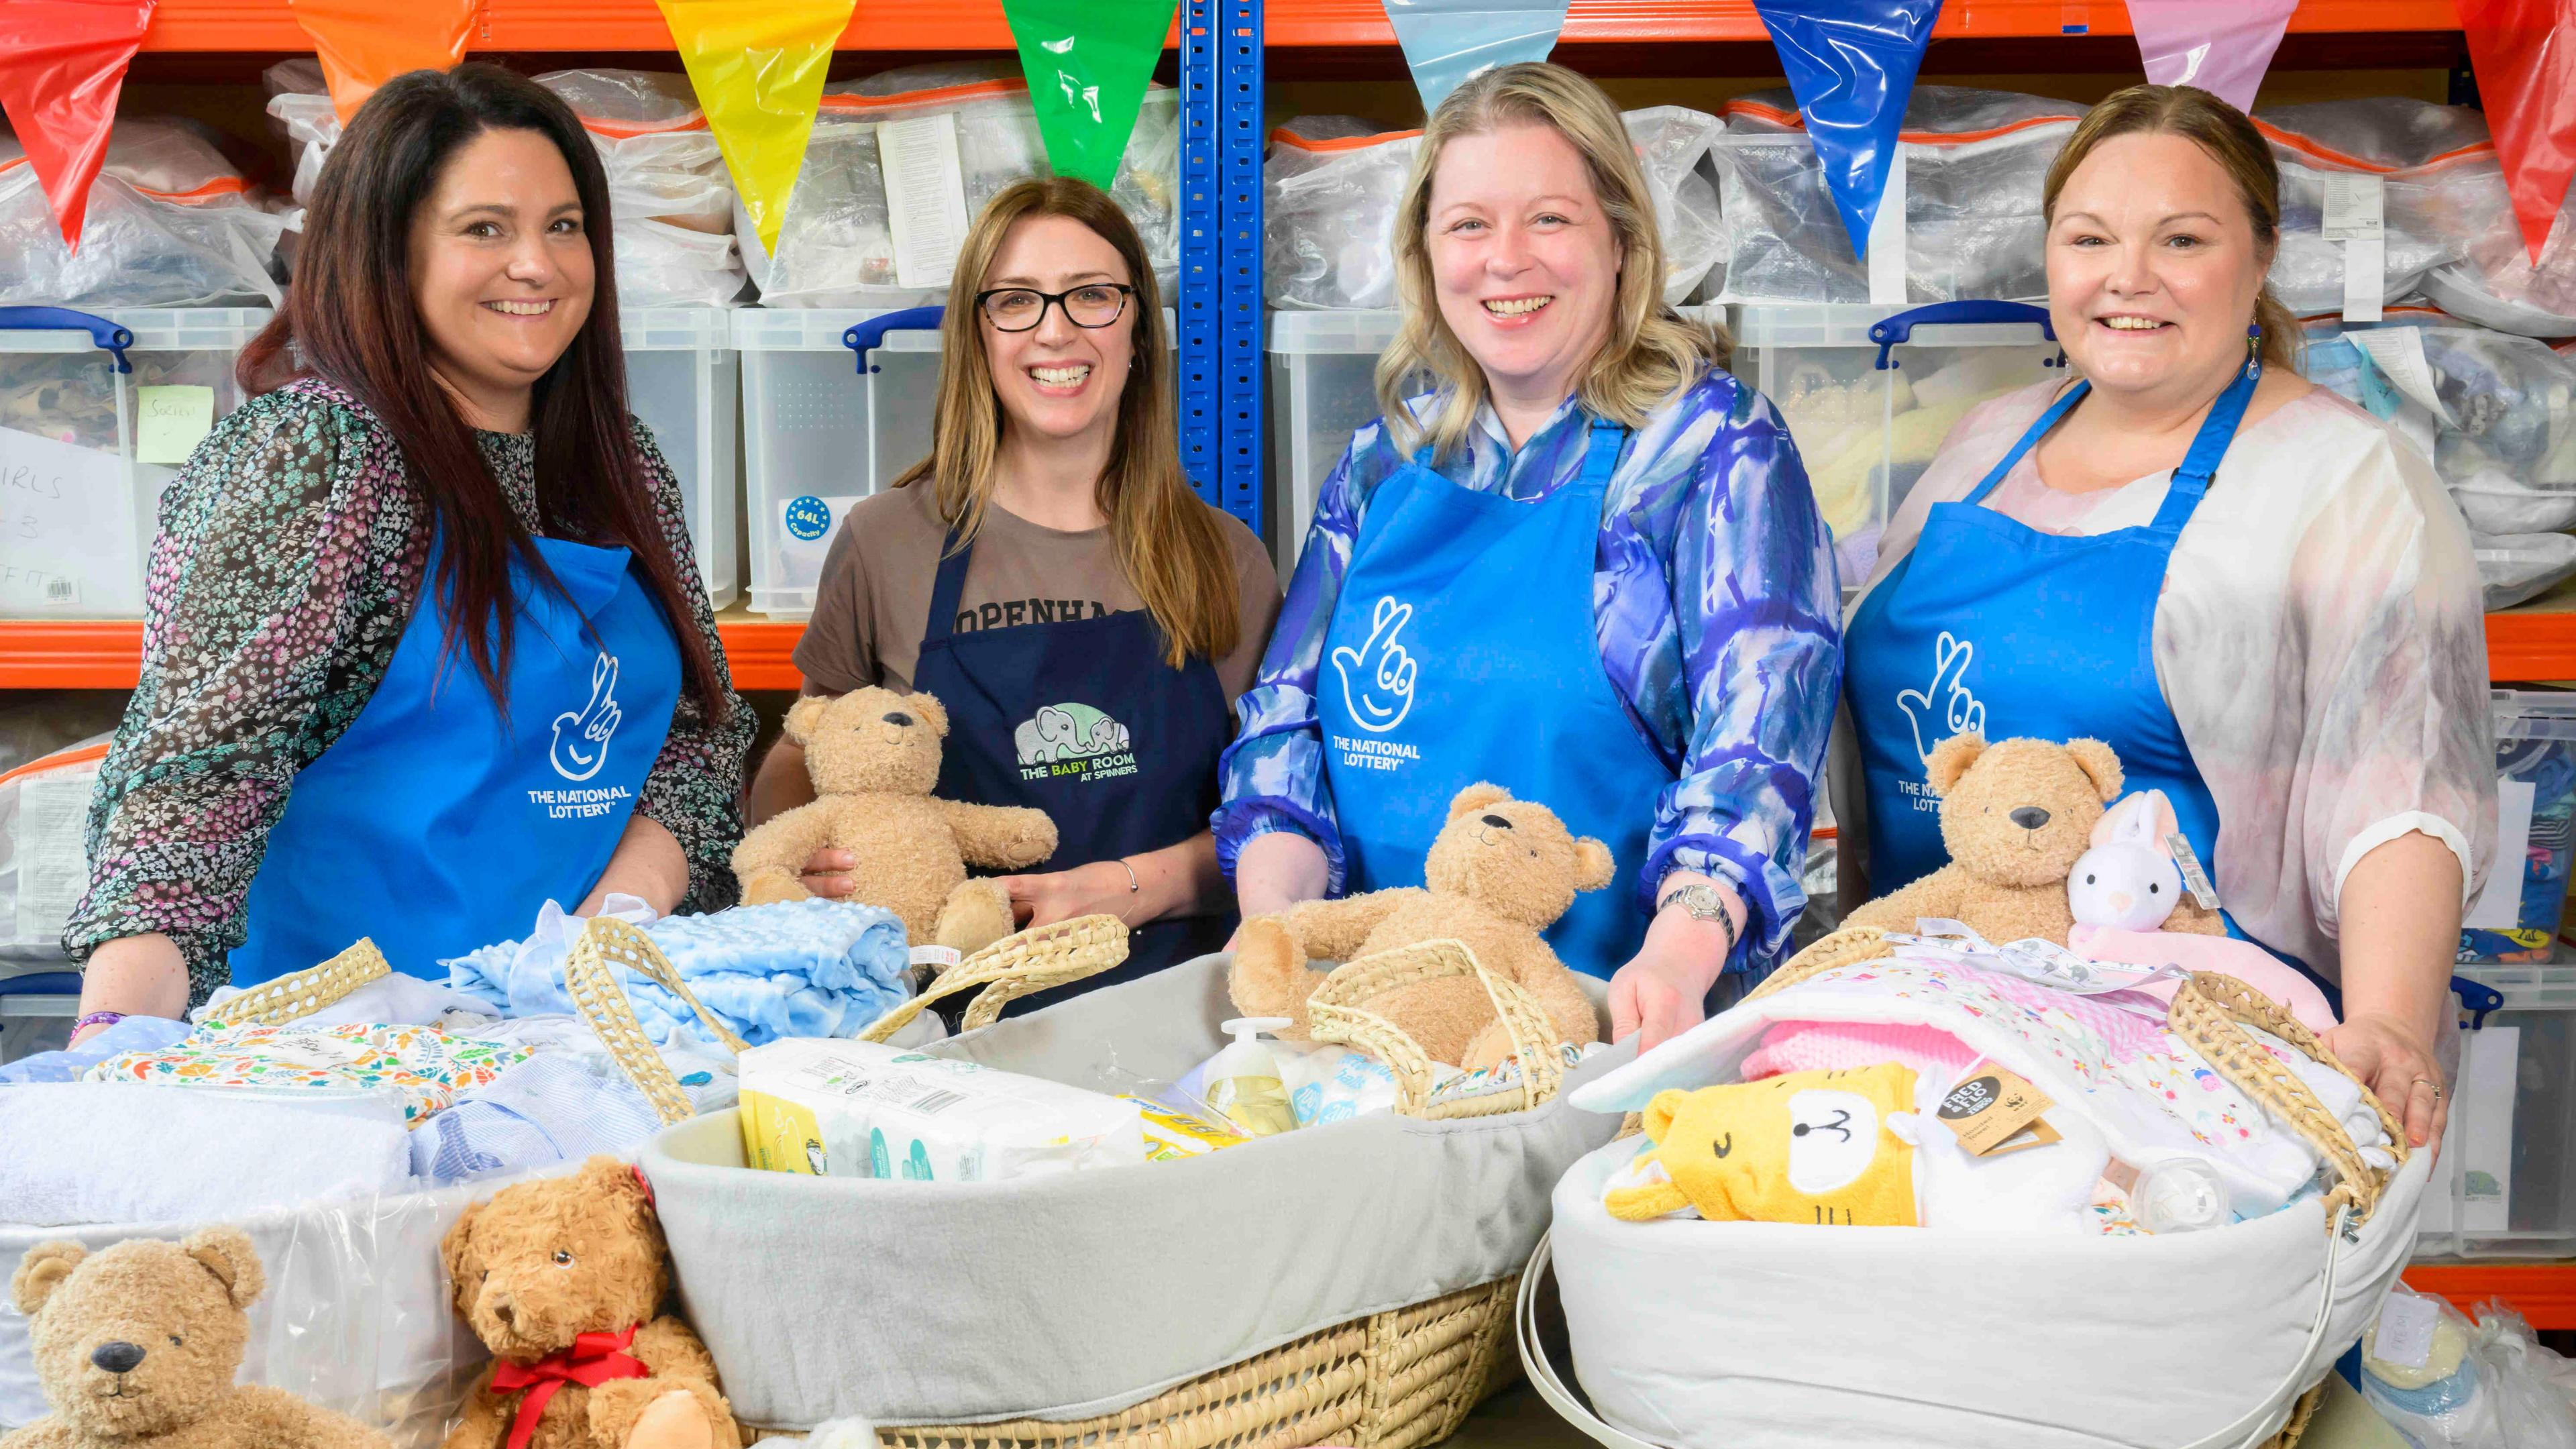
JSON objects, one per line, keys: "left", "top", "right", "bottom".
{"left": 62, "top": 64, "right": 751, "bottom": 1035}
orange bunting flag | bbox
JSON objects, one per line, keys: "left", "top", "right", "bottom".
{"left": 288, "top": 0, "right": 478, "bottom": 124}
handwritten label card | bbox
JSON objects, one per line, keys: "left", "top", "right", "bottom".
{"left": 136, "top": 386, "right": 215, "bottom": 466}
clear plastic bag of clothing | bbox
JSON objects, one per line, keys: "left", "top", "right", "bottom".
{"left": 741, "top": 60, "right": 1181, "bottom": 309}
{"left": 2249, "top": 99, "right": 2496, "bottom": 318}
{"left": 264, "top": 61, "right": 748, "bottom": 307}
{"left": 2305, "top": 315, "right": 2576, "bottom": 537}
{"left": 0, "top": 736, "right": 109, "bottom": 961}
{"left": 0, "top": 1178, "right": 511, "bottom": 1448}
{"left": 0, "top": 118, "right": 284, "bottom": 308}
{"left": 2253, "top": 96, "right": 2576, "bottom": 337}
{"left": 1710, "top": 87, "right": 2082, "bottom": 305}
{"left": 1261, "top": 106, "right": 1723, "bottom": 311}
{"left": 2360, "top": 1287, "right": 2576, "bottom": 1448}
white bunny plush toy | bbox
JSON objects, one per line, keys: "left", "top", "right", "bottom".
{"left": 2066, "top": 790, "right": 2224, "bottom": 934}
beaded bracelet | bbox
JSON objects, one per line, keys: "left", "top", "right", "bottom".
{"left": 72, "top": 1010, "right": 127, "bottom": 1035}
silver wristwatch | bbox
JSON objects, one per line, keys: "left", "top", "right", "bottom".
{"left": 1658, "top": 882, "right": 1739, "bottom": 957}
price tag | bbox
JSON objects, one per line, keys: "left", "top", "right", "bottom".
{"left": 135, "top": 386, "right": 215, "bottom": 466}
{"left": 2164, "top": 832, "right": 2221, "bottom": 912}
{"left": 2320, "top": 173, "right": 2385, "bottom": 239}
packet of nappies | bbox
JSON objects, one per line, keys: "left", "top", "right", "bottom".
{"left": 738, "top": 1038, "right": 1144, "bottom": 1182}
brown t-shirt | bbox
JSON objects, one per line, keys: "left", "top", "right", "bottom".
{"left": 792, "top": 480, "right": 1283, "bottom": 700}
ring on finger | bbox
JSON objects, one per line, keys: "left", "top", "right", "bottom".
{"left": 2410, "top": 1077, "right": 2443, "bottom": 1102}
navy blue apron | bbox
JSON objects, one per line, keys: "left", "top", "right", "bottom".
{"left": 233, "top": 537, "right": 681, "bottom": 984}
{"left": 1842, "top": 354, "right": 2333, "bottom": 1004}
{"left": 911, "top": 529, "right": 1236, "bottom": 1012}
{"left": 1314, "top": 417, "right": 1670, "bottom": 977}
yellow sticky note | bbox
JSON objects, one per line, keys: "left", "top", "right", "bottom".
{"left": 136, "top": 386, "right": 215, "bottom": 466}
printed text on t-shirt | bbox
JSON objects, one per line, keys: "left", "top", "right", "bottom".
{"left": 957, "top": 598, "right": 1112, "bottom": 631}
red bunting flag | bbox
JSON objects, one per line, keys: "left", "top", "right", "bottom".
{"left": 2460, "top": 0, "right": 2576, "bottom": 264}
{"left": 288, "top": 0, "right": 478, "bottom": 124}
{"left": 0, "top": 0, "right": 157, "bottom": 251}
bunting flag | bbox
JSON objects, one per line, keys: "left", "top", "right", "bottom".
{"left": 2125, "top": 0, "right": 2298, "bottom": 113}
{"left": 0, "top": 0, "right": 156, "bottom": 250}
{"left": 655, "top": 0, "right": 852, "bottom": 257}
{"left": 1000, "top": 0, "right": 1179, "bottom": 191}
{"left": 1380, "top": 0, "right": 1572, "bottom": 113}
{"left": 2460, "top": 0, "right": 2576, "bottom": 264}
{"left": 1750, "top": 0, "right": 1943, "bottom": 262}
{"left": 288, "top": 0, "right": 476, "bottom": 123}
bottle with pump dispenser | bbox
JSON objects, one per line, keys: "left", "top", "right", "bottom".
{"left": 1204, "top": 1017, "right": 1297, "bottom": 1137}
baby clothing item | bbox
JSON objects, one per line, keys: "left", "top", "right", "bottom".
{"left": 85, "top": 1022, "right": 534, "bottom": 1124}
{"left": 193, "top": 972, "right": 499, "bottom": 1031}
{"left": 443, "top": 897, "right": 912, "bottom": 1049}
{"left": 1740, "top": 1019, "right": 1980, "bottom": 1083}
{"left": 1275, "top": 1042, "right": 1402, "bottom": 1127}
{"left": 0, "top": 1014, "right": 190, "bottom": 1085}
{"left": 409, "top": 1051, "right": 722, "bottom": 1183}
{"left": 2063, "top": 924, "right": 2341, "bottom": 1036}
{"left": 1910, "top": 1087, "right": 2110, "bottom": 1236}
{"left": 1605, "top": 1065, "right": 1921, "bottom": 1226}
{"left": 0, "top": 1083, "right": 412, "bottom": 1226}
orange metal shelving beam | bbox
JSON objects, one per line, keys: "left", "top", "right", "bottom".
{"left": 132, "top": 0, "right": 2458, "bottom": 50}
{"left": 2404, "top": 1265, "right": 2576, "bottom": 1330}
{"left": 3, "top": 606, "right": 2565, "bottom": 692}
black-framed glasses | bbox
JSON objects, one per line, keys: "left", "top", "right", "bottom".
{"left": 976, "top": 283, "right": 1136, "bottom": 331}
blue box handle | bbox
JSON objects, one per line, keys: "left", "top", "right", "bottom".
{"left": 843, "top": 307, "right": 945, "bottom": 376}
{"left": 0, "top": 306, "right": 134, "bottom": 374}
{"left": 2453, "top": 974, "right": 2507, "bottom": 1029}
{"left": 1870, "top": 301, "right": 2057, "bottom": 372}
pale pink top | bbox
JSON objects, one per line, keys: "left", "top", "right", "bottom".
{"left": 1840, "top": 382, "right": 2496, "bottom": 983}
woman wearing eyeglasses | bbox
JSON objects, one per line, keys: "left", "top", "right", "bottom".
{"left": 750, "top": 177, "right": 1281, "bottom": 1000}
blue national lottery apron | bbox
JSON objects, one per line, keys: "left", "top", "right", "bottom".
{"left": 1315, "top": 417, "right": 1672, "bottom": 977}
{"left": 911, "top": 529, "right": 1237, "bottom": 1011}
{"left": 231, "top": 537, "right": 681, "bottom": 985}
{"left": 1841, "top": 355, "right": 2319, "bottom": 989}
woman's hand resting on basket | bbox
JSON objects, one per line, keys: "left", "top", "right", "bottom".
{"left": 2324, "top": 1014, "right": 2449, "bottom": 1165}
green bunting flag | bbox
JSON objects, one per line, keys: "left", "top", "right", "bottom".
{"left": 998, "top": 0, "right": 1177, "bottom": 192}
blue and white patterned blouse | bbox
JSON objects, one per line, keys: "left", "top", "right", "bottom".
{"left": 1214, "top": 367, "right": 1844, "bottom": 973}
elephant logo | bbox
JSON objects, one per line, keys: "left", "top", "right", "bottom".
{"left": 1014, "top": 702, "right": 1134, "bottom": 765}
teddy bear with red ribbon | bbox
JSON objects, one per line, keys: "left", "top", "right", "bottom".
{"left": 438, "top": 1159, "right": 741, "bottom": 1449}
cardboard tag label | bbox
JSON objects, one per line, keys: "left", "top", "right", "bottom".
{"left": 2342, "top": 237, "right": 2386, "bottom": 323}
{"left": 2373, "top": 1293, "right": 2438, "bottom": 1371}
{"left": 1936, "top": 1060, "right": 2055, "bottom": 1157}
{"left": 2347, "top": 328, "right": 2455, "bottom": 427}
{"left": 1984, "top": 1118, "right": 2062, "bottom": 1157}
{"left": 2320, "top": 172, "right": 2385, "bottom": 240}
{"left": 2163, "top": 831, "right": 2222, "bottom": 912}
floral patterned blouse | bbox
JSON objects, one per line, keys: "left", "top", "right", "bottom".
{"left": 64, "top": 377, "right": 753, "bottom": 1006}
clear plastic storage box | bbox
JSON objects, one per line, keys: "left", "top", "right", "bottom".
{"left": 623, "top": 309, "right": 740, "bottom": 608}
{"left": 1265, "top": 309, "right": 1419, "bottom": 575}
{"left": 1727, "top": 301, "right": 2068, "bottom": 587}
{"left": 2418, "top": 963, "right": 2576, "bottom": 1258}
{"left": 737, "top": 307, "right": 1175, "bottom": 619}
{"left": 0, "top": 307, "right": 269, "bottom": 619}
{"left": 2459, "top": 690, "right": 2576, "bottom": 963}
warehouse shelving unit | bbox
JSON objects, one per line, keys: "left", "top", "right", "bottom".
{"left": 3, "top": 0, "right": 2572, "bottom": 1331}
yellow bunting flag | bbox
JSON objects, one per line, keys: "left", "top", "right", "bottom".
{"left": 655, "top": 0, "right": 855, "bottom": 258}
{"left": 286, "top": 0, "right": 477, "bottom": 123}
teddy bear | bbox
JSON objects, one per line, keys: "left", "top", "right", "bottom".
{"left": 439, "top": 1158, "right": 741, "bottom": 1449}
{"left": 4, "top": 1228, "right": 390, "bottom": 1449}
{"left": 1228, "top": 783, "right": 1608, "bottom": 1069}
{"left": 1844, "top": 733, "right": 2222, "bottom": 947}
{"left": 730, "top": 687, "right": 1057, "bottom": 955}
{"left": 1602, "top": 1065, "right": 1923, "bottom": 1226}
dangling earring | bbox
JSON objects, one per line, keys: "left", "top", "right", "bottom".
{"left": 2245, "top": 321, "right": 2263, "bottom": 376}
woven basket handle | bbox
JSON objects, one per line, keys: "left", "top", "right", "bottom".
{"left": 562, "top": 916, "right": 749, "bottom": 1127}
{"left": 855, "top": 915, "right": 1131, "bottom": 1042}
{"left": 2169, "top": 971, "right": 2403, "bottom": 1228}
{"left": 212, "top": 938, "right": 392, "bottom": 1027}
{"left": 1305, "top": 938, "right": 1564, "bottom": 1117}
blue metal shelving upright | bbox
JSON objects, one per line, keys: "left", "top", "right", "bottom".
{"left": 1177, "top": 0, "right": 1264, "bottom": 535}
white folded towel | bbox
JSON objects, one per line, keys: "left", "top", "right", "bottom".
{"left": 0, "top": 1083, "right": 413, "bottom": 1227}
